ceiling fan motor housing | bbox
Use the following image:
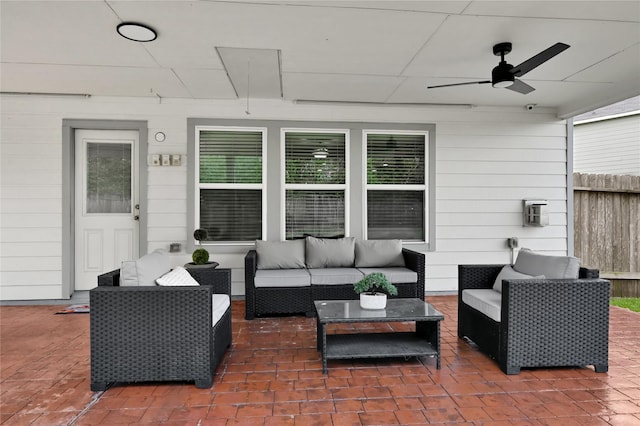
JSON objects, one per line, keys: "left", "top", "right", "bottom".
{"left": 492, "top": 62, "right": 515, "bottom": 87}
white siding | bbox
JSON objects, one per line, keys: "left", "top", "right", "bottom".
{"left": 0, "top": 95, "right": 569, "bottom": 299}
{"left": 574, "top": 114, "right": 640, "bottom": 176}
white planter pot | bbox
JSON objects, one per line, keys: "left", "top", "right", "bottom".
{"left": 359, "top": 292, "right": 387, "bottom": 310}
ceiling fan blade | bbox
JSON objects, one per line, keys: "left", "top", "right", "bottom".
{"left": 511, "top": 42, "right": 570, "bottom": 77}
{"left": 506, "top": 79, "right": 535, "bottom": 94}
{"left": 427, "top": 80, "right": 490, "bottom": 89}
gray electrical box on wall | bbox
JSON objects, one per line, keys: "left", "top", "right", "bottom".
{"left": 523, "top": 199, "right": 549, "bottom": 227}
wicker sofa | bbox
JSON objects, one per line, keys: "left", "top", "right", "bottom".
{"left": 90, "top": 251, "right": 232, "bottom": 390}
{"left": 245, "top": 237, "right": 425, "bottom": 320}
{"left": 458, "top": 249, "right": 610, "bottom": 375}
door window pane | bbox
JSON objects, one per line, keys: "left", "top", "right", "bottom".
{"left": 86, "top": 142, "right": 131, "bottom": 214}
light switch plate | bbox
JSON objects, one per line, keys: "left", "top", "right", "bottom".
{"left": 148, "top": 154, "right": 160, "bottom": 166}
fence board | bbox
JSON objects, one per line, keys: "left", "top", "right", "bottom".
{"left": 574, "top": 173, "right": 640, "bottom": 297}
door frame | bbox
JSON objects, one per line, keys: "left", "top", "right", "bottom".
{"left": 62, "top": 119, "right": 148, "bottom": 298}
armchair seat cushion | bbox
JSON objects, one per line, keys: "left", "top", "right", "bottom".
{"left": 212, "top": 294, "right": 230, "bottom": 326}
{"left": 462, "top": 289, "right": 502, "bottom": 322}
{"left": 358, "top": 267, "right": 418, "bottom": 284}
{"left": 254, "top": 269, "right": 311, "bottom": 288}
{"left": 309, "top": 268, "right": 364, "bottom": 285}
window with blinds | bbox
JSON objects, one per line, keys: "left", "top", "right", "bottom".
{"left": 365, "top": 132, "right": 427, "bottom": 241}
{"left": 284, "top": 131, "right": 347, "bottom": 239}
{"left": 197, "top": 128, "right": 264, "bottom": 242}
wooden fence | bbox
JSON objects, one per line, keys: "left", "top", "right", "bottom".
{"left": 574, "top": 173, "right": 640, "bottom": 297}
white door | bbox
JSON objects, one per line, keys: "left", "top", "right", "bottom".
{"left": 74, "top": 129, "right": 139, "bottom": 290}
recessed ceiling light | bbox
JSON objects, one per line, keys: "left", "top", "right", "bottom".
{"left": 117, "top": 22, "right": 157, "bottom": 42}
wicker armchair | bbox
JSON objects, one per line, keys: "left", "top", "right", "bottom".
{"left": 90, "top": 267, "right": 232, "bottom": 390}
{"left": 458, "top": 264, "right": 610, "bottom": 374}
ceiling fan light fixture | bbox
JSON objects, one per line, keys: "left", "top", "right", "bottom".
{"left": 312, "top": 147, "right": 329, "bottom": 159}
{"left": 493, "top": 79, "right": 515, "bottom": 88}
{"left": 117, "top": 22, "right": 157, "bottom": 42}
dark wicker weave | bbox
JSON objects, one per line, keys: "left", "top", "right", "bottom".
{"left": 458, "top": 264, "right": 610, "bottom": 375}
{"left": 90, "top": 267, "right": 232, "bottom": 390}
{"left": 245, "top": 248, "right": 425, "bottom": 320}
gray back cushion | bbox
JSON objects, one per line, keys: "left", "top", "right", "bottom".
{"left": 513, "top": 248, "right": 580, "bottom": 279}
{"left": 120, "top": 248, "right": 171, "bottom": 286}
{"left": 256, "top": 240, "right": 306, "bottom": 269}
{"left": 492, "top": 265, "right": 545, "bottom": 292}
{"left": 305, "top": 236, "right": 355, "bottom": 268}
{"left": 355, "top": 239, "right": 405, "bottom": 268}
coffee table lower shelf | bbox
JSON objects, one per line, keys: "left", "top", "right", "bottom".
{"left": 324, "top": 332, "right": 438, "bottom": 366}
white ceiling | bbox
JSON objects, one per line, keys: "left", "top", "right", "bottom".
{"left": 1, "top": 0, "right": 639, "bottom": 117}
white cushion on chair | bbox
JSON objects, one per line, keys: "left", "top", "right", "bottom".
{"left": 462, "top": 289, "right": 502, "bottom": 322}
{"left": 212, "top": 294, "right": 230, "bottom": 326}
{"left": 156, "top": 266, "right": 200, "bottom": 286}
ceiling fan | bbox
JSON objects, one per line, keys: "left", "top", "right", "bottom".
{"left": 427, "top": 42, "right": 570, "bottom": 94}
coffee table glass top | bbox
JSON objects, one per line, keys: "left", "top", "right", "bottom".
{"left": 314, "top": 298, "right": 443, "bottom": 322}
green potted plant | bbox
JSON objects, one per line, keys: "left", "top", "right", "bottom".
{"left": 354, "top": 272, "right": 397, "bottom": 310}
{"left": 186, "top": 229, "right": 217, "bottom": 268}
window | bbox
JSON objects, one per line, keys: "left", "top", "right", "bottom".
{"left": 196, "top": 127, "right": 265, "bottom": 242}
{"left": 283, "top": 130, "right": 348, "bottom": 239}
{"left": 365, "top": 132, "right": 427, "bottom": 241}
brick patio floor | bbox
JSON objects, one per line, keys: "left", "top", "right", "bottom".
{"left": 1, "top": 295, "right": 639, "bottom": 425}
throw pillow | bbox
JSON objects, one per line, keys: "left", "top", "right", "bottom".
{"left": 492, "top": 265, "right": 545, "bottom": 292}
{"left": 513, "top": 248, "right": 580, "bottom": 279}
{"left": 156, "top": 266, "right": 200, "bottom": 286}
{"left": 256, "top": 240, "right": 306, "bottom": 269}
{"left": 354, "top": 239, "right": 405, "bottom": 268}
{"left": 305, "top": 236, "right": 355, "bottom": 268}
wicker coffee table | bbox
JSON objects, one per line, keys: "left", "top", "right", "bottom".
{"left": 314, "top": 298, "right": 444, "bottom": 374}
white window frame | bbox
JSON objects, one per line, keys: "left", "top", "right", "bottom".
{"left": 195, "top": 125, "right": 267, "bottom": 245}
{"left": 280, "top": 127, "right": 350, "bottom": 240}
{"left": 362, "top": 129, "right": 429, "bottom": 244}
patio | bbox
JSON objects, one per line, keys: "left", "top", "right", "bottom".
{"left": 1, "top": 296, "right": 639, "bottom": 425}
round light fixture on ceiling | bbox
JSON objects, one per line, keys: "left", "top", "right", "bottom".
{"left": 117, "top": 22, "right": 157, "bottom": 42}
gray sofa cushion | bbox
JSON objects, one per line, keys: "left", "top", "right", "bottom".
{"left": 120, "top": 248, "right": 172, "bottom": 287}
{"left": 462, "top": 289, "right": 502, "bottom": 322}
{"left": 492, "top": 265, "right": 545, "bottom": 292}
{"left": 514, "top": 248, "right": 580, "bottom": 279}
{"left": 256, "top": 240, "right": 306, "bottom": 269}
{"left": 254, "top": 269, "right": 311, "bottom": 288}
{"left": 306, "top": 236, "right": 355, "bottom": 268}
{"left": 357, "top": 267, "right": 418, "bottom": 284}
{"left": 308, "top": 268, "right": 364, "bottom": 285}
{"left": 355, "top": 239, "right": 405, "bottom": 268}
